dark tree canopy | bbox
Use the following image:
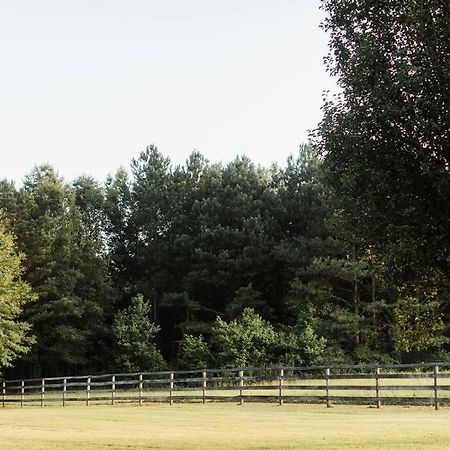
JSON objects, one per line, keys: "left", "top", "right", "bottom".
{"left": 316, "top": 0, "right": 450, "bottom": 278}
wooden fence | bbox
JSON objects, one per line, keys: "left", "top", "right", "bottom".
{"left": 2, "top": 362, "right": 450, "bottom": 409}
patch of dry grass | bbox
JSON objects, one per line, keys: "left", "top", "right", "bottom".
{"left": 0, "top": 402, "right": 449, "bottom": 449}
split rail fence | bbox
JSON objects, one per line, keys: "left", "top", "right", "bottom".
{"left": 2, "top": 362, "right": 450, "bottom": 410}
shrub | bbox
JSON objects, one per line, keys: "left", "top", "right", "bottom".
{"left": 211, "top": 308, "right": 277, "bottom": 368}
{"left": 177, "top": 334, "right": 210, "bottom": 370}
{"left": 112, "top": 294, "right": 165, "bottom": 371}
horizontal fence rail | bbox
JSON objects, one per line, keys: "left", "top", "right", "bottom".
{"left": 2, "top": 362, "right": 450, "bottom": 410}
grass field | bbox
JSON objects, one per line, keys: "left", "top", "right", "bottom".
{"left": 0, "top": 403, "right": 449, "bottom": 449}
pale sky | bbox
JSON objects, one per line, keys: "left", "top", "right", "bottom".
{"left": 0, "top": 0, "right": 336, "bottom": 184}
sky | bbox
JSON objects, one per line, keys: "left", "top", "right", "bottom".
{"left": 0, "top": 0, "right": 337, "bottom": 184}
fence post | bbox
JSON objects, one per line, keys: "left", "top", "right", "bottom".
{"left": 63, "top": 378, "right": 67, "bottom": 407}
{"left": 111, "top": 375, "right": 116, "bottom": 405}
{"left": 279, "top": 368, "right": 284, "bottom": 406}
{"left": 2, "top": 381, "right": 5, "bottom": 407}
{"left": 169, "top": 372, "right": 174, "bottom": 405}
{"left": 20, "top": 381, "right": 24, "bottom": 408}
{"left": 434, "top": 365, "right": 439, "bottom": 411}
{"left": 139, "top": 373, "right": 143, "bottom": 406}
{"left": 325, "top": 368, "right": 330, "bottom": 408}
{"left": 375, "top": 367, "right": 381, "bottom": 409}
{"left": 239, "top": 370, "right": 244, "bottom": 405}
{"left": 41, "top": 379, "right": 45, "bottom": 408}
{"left": 86, "top": 377, "right": 91, "bottom": 406}
{"left": 202, "top": 371, "right": 207, "bottom": 404}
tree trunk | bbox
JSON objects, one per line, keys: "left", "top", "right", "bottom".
{"left": 353, "top": 278, "right": 360, "bottom": 347}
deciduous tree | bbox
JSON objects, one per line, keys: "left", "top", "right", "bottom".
{"left": 0, "top": 218, "right": 35, "bottom": 371}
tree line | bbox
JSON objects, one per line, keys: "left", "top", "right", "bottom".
{"left": 1, "top": 0, "right": 448, "bottom": 377}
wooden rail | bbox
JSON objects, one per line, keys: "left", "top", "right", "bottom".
{"left": 1, "top": 362, "right": 450, "bottom": 409}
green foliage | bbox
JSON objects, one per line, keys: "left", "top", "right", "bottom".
{"left": 2, "top": 125, "right": 449, "bottom": 376}
{"left": 0, "top": 166, "right": 116, "bottom": 376}
{"left": 274, "top": 325, "right": 326, "bottom": 367}
{"left": 211, "top": 307, "right": 326, "bottom": 368}
{"left": 315, "top": 0, "right": 450, "bottom": 362}
{"left": 0, "top": 218, "right": 36, "bottom": 370}
{"left": 392, "top": 296, "right": 448, "bottom": 354}
{"left": 112, "top": 294, "right": 165, "bottom": 372}
{"left": 211, "top": 308, "right": 277, "bottom": 368}
{"left": 316, "top": 0, "right": 450, "bottom": 281}
{"left": 73, "top": 175, "right": 106, "bottom": 239}
{"left": 177, "top": 334, "right": 210, "bottom": 370}
{"left": 226, "top": 284, "right": 272, "bottom": 320}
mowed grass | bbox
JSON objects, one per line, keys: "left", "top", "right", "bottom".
{"left": 0, "top": 403, "right": 450, "bottom": 449}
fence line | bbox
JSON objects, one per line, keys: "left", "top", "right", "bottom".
{"left": 1, "top": 362, "right": 450, "bottom": 409}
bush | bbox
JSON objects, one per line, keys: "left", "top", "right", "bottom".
{"left": 177, "top": 334, "right": 210, "bottom": 370}
{"left": 274, "top": 325, "right": 326, "bottom": 367}
{"left": 112, "top": 294, "right": 165, "bottom": 371}
{"left": 211, "top": 308, "right": 276, "bottom": 368}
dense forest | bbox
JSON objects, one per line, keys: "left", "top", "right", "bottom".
{"left": 1, "top": 0, "right": 449, "bottom": 378}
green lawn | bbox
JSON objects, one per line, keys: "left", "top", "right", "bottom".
{"left": 0, "top": 403, "right": 449, "bottom": 449}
